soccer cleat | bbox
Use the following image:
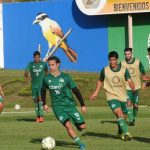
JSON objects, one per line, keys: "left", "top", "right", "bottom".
{"left": 121, "top": 133, "right": 132, "bottom": 141}
{"left": 39, "top": 117, "right": 44, "bottom": 123}
{"left": 35, "top": 117, "right": 40, "bottom": 123}
{"left": 79, "top": 144, "right": 86, "bottom": 150}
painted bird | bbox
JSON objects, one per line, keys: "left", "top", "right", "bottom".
{"left": 33, "top": 12, "right": 77, "bottom": 62}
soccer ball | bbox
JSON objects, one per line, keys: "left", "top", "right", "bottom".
{"left": 14, "top": 104, "right": 21, "bottom": 110}
{"left": 42, "top": 136, "right": 55, "bottom": 150}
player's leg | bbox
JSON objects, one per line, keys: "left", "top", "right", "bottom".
{"left": 67, "top": 106, "right": 86, "bottom": 131}
{"left": 37, "top": 87, "right": 44, "bottom": 122}
{"left": 32, "top": 87, "right": 40, "bottom": 122}
{"left": 126, "top": 90, "right": 134, "bottom": 125}
{"left": 0, "top": 96, "right": 4, "bottom": 113}
{"left": 108, "top": 100, "right": 131, "bottom": 141}
{"left": 67, "top": 106, "right": 86, "bottom": 149}
{"left": 53, "top": 106, "right": 86, "bottom": 150}
{"left": 132, "top": 90, "right": 139, "bottom": 124}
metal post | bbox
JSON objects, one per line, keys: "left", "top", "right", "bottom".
{"left": 128, "top": 14, "right": 133, "bottom": 48}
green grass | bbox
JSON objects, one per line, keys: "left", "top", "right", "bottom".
{"left": 0, "top": 107, "right": 150, "bottom": 150}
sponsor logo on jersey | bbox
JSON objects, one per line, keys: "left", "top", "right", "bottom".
{"left": 111, "top": 104, "right": 116, "bottom": 108}
{"left": 59, "top": 78, "right": 64, "bottom": 83}
{"left": 48, "top": 80, "right": 52, "bottom": 83}
{"left": 59, "top": 116, "right": 63, "bottom": 121}
{"left": 40, "top": 65, "right": 43, "bottom": 68}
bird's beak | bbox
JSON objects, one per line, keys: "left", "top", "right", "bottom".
{"left": 33, "top": 19, "right": 40, "bottom": 25}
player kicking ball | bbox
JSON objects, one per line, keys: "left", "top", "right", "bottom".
{"left": 0, "top": 85, "right": 4, "bottom": 113}
{"left": 121, "top": 48, "right": 150, "bottom": 126}
{"left": 41, "top": 56, "right": 86, "bottom": 150}
{"left": 90, "top": 51, "right": 135, "bottom": 141}
{"left": 24, "top": 51, "right": 48, "bottom": 122}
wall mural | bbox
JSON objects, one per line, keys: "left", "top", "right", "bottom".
{"left": 33, "top": 12, "right": 77, "bottom": 62}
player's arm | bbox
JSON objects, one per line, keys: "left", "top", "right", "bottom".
{"left": 138, "top": 61, "right": 150, "bottom": 80}
{"left": 0, "top": 86, "right": 4, "bottom": 97}
{"left": 90, "top": 68, "right": 104, "bottom": 101}
{"left": 72, "top": 87, "right": 86, "bottom": 113}
{"left": 125, "top": 69, "right": 135, "bottom": 92}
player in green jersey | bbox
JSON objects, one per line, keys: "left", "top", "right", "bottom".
{"left": 121, "top": 48, "right": 150, "bottom": 126}
{"left": 90, "top": 51, "right": 135, "bottom": 141}
{"left": 0, "top": 85, "right": 4, "bottom": 113}
{"left": 41, "top": 56, "right": 86, "bottom": 150}
{"left": 24, "top": 51, "right": 48, "bottom": 122}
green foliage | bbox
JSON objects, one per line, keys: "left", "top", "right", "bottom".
{"left": 0, "top": 70, "right": 150, "bottom": 108}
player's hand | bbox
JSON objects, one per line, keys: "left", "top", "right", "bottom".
{"left": 1, "top": 92, "right": 4, "bottom": 98}
{"left": 90, "top": 93, "right": 97, "bottom": 101}
{"left": 81, "top": 106, "right": 87, "bottom": 113}
{"left": 43, "top": 105, "right": 50, "bottom": 113}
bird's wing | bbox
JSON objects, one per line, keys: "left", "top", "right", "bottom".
{"left": 49, "top": 20, "right": 64, "bottom": 38}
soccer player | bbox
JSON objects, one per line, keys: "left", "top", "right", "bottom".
{"left": 146, "top": 47, "right": 150, "bottom": 70}
{"left": 41, "top": 56, "right": 86, "bottom": 150}
{"left": 121, "top": 48, "right": 150, "bottom": 126}
{"left": 24, "top": 51, "right": 48, "bottom": 122}
{"left": 0, "top": 85, "right": 4, "bottom": 113}
{"left": 90, "top": 51, "right": 135, "bottom": 141}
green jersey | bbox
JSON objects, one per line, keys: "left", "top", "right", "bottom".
{"left": 25, "top": 61, "right": 48, "bottom": 86}
{"left": 42, "top": 72, "right": 77, "bottom": 106}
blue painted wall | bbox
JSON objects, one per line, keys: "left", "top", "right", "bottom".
{"left": 3, "top": 0, "right": 108, "bottom": 72}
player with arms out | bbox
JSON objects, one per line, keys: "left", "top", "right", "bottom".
{"left": 24, "top": 51, "right": 48, "bottom": 122}
{"left": 41, "top": 56, "right": 86, "bottom": 150}
{"left": 121, "top": 48, "right": 150, "bottom": 126}
{"left": 0, "top": 85, "right": 4, "bottom": 113}
{"left": 90, "top": 51, "right": 135, "bottom": 141}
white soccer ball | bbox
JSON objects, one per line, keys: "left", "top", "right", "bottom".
{"left": 14, "top": 104, "right": 21, "bottom": 110}
{"left": 42, "top": 136, "right": 55, "bottom": 150}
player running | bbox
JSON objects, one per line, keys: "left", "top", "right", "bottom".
{"left": 24, "top": 51, "right": 48, "bottom": 122}
{"left": 0, "top": 85, "right": 4, "bottom": 113}
{"left": 41, "top": 56, "right": 86, "bottom": 150}
{"left": 90, "top": 51, "right": 135, "bottom": 141}
{"left": 121, "top": 48, "right": 150, "bottom": 126}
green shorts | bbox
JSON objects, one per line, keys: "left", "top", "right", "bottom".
{"left": 52, "top": 105, "right": 85, "bottom": 127}
{"left": 127, "top": 90, "right": 139, "bottom": 105}
{"left": 108, "top": 99, "right": 128, "bottom": 114}
{"left": 31, "top": 85, "right": 41, "bottom": 101}
{"left": 0, "top": 95, "right": 3, "bottom": 103}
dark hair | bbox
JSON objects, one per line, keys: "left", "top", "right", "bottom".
{"left": 33, "top": 51, "right": 40, "bottom": 57}
{"left": 124, "top": 48, "right": 132, "bottom": 52}
{"left": 48, "top": 56, "right": 61, "bottom": 63}
{"left": 108, "top": 51, "right": 118, "bottom": 59}
{"left": 147, "top": 47, "right": 150, "bottom": 52}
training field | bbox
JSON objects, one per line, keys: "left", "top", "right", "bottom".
{"left": 0, "top": 70, "right": 150, "bottom": 150}
{"left": 1, "top": 107, "right": 150, "bottom": 150}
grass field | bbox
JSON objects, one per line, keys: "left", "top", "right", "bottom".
{"left": 0, "top": 70, "right": 150, "bottom": 150}
{"left": 1, "top": 107, "right": 150, "bottom": 150}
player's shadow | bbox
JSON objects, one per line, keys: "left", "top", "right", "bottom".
{"left": 17, "top": 118, "right": 35, "bottom": 122}
{"left": 82, "top": 132, "right": 118, "bottom": 140}
{"left": 133, "top": 137, "right": 150, "bottom": 144}
{"left": 100, "top": 120, "right": 117, "bottom": 124}
{"left": 30, "top": 138, "right": 77, "bottom": 149}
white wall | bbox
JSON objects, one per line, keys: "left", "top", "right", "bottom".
{"left": 0, "top": 4, "right": 4, "bottom": 68}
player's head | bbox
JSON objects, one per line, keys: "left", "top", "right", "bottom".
{"left": 108, "top": 51, "right": 118, "bottom": 68}
{"left": 147, "top": 47, "right": 150, "bottom": 55}
{"left": 33, "top": 51, "right": 41, "bottom": 63}
{"left": 124, "top": 48, "right": 132, "bottom": 60}
{"left": 48, "top": 56, "right": 61, "bottom": 72}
